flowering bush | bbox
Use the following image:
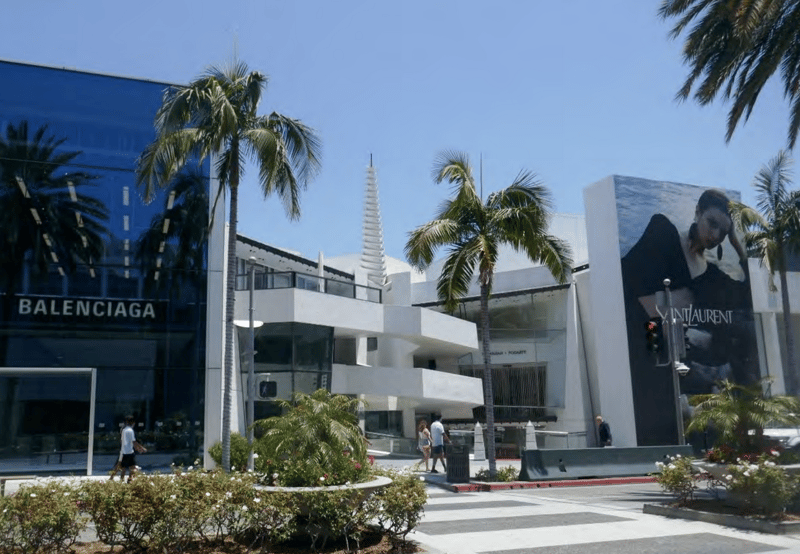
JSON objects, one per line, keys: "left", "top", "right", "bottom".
{"left": 725, "top": 456, "right": 799, "bottom": 515}
{"left": 368, "top": 468, "right": 428, "bottom": 548}
{"left": 0, "top": 479, "right": 84, "bottom": 554}
{"left": 654, "top": 455, "right": 699, "bottom": 505}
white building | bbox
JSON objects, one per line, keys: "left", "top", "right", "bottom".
{"left": 207, "top": 171, "right": 800, "bottom": 466}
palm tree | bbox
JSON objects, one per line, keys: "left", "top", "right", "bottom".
{"left": 730, "top": 150, "right": 800, "bottom": 394}
{"left": 687, "top": 379, "right": 800, "bottom": 454}
{"left": 404, "top": 151, "right": 573, "bottom": 477}
{"left": 659, "top": 0, "right": 800, "bottom": 147}
{"left": 135, "top": 170, "right": 210, "bottom": 298}
{"left": 136, "top": 60, "right": 322, "bottom": 472}
{"left": 253, "top": 389, "right": 369, "bottom": 486}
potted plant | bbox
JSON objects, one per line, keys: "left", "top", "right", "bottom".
{"left": 688, "top": 379, "right": 800, "bottom": 466}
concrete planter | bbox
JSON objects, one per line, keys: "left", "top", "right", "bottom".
{"left": 254, "top": 475, "right": 392, "bottom": 514}
{"left": 644, "top": 503, "right": 800, "bottom": 534}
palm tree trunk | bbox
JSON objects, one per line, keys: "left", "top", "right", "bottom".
{"left": 221, "top": 151, "right": 241, "bottom": 472}
{"left": 480, "top": 282, "right": 497, "bottom": 477}
{"left": 779, "top": 268, "right": 798, "bottom": 395}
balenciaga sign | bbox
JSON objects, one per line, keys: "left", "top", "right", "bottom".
{"left": 15, "top": 296, "right": 163, "bottom": 322}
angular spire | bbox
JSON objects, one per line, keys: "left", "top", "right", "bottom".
{"left": 360, "top": 157, "right": 388, "bottom": 288}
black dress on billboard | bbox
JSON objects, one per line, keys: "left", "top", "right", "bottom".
{"left": 621, "top": 214, "right": 757, "bottom": 446}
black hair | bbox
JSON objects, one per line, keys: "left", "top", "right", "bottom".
{"left": 689, "top": 189, "right": 731, "bottom": 259}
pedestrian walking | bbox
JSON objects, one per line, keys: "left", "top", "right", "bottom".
{"left": 430, "top": 414, "right": 450, "bottom": 473}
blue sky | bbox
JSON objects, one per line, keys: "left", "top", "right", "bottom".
{"left": 2, "top": 1, "right": 791, "bottom": 261}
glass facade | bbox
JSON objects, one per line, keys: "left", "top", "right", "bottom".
{"left": 238, "top": 322, "right": 333, "bottom": 421}
{"left": 0, "top": 61, "right": 209, "bottom": 474}
{"left": 452, "top": 288, "right": 569, "bottom": 421}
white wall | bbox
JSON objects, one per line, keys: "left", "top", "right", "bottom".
{"left": 583, "top": 176, "right": 637, "bottom": 446}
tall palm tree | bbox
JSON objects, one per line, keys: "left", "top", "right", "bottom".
{"left": 659, "top": 0, "right": 800, "bottom": 147}
{"left": 405, "top": 151, "right": 573, "bottom": 477}
{"left": 136, "top": 60, "right": 322, "bottom": 471}
{"left": 730, "top": 150, "right": 800, "bottom": 394}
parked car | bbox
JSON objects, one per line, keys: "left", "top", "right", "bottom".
{"left": 763, "top": 421, "right": 800, "bottom": 451}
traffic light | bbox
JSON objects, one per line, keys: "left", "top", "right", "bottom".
{"left": 645, "top": 319, "right": 662, "bottom": 352}
{"left": 256, "top": 375, "right": 277, "bottom": 399}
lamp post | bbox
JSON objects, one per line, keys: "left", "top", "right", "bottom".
{"left": 663, "top": 278, "right": 689, "bottom": 445}
{"left": 247, "top": 256, "right": 256, "bottom": 472}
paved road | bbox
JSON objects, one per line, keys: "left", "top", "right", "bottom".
{"left": 409, "top": 481, "right": 800, "bottom": 554}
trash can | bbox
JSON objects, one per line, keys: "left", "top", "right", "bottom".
{"left": 446, "top": 444, "right": 470, "bottom": 483}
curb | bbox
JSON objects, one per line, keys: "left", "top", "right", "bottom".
{"left": 424, "top": 475, "right": 657, "bottom": 492}
{"left": 643, "top": 503, "right": 800, "bottom": 535}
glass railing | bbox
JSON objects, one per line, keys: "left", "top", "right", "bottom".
{"left": 236, "top": 271, "right": 382, "bottom": 304}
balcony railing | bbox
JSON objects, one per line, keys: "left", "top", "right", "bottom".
{"left": 236, "top": 271, "right": 382, "bottom": 304}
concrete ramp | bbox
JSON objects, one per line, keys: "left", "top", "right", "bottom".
{"left": 519, "top": 446, "right": 693, "bottom": 481}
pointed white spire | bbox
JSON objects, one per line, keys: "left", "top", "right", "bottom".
{"left": 360, "top": 156, "right": 388, "bottom": 289}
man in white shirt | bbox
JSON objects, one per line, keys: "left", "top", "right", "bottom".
{"left": 118, "top": 415, "right": 146, "bottom": 482}
{"left": 429, "top": 414, "right": 450, "bottom": 473}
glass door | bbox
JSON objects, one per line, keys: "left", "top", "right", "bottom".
{"left": 0, "top": 368, "right": 96, "bottom": 475}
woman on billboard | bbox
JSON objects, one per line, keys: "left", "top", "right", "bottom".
{"left": 621, "top": 188, "right": 758, "bottom": 443}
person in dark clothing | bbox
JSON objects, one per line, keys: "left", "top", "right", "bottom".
{"left": 620, "top": 188, "right": 757, "bottom": 445}
{"left": 596, "top": 415, "right": 612, "bottom": 447}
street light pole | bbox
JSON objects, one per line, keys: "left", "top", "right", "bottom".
{"left": 663, "top": 278, "right": 686, "bottom": 446}
{"left": 247, "top": 257, "right": 256, "bottom": 472}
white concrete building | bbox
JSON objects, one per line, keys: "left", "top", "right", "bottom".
{"left": 207, "top": 172, "right": 800, "bottom": 465}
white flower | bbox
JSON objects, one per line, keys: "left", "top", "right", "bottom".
{"left": 743, "top": 471, "right": 751, "bottom": 477}
{"left": 725, "top": 475, "right": 733, "bottom": 481}
{"left": 667, "top": 464, "right": 675, "bottom": 470}
{"left": 205, "top": 492, "right": 211, "bottom": 497}
{"left": 772, "top": 450, "right": 780, "bottom": 457}
{"left": 272, "top": 473, "right": 279, "bottom": 480}
{"left": 254, "top": 497, "right": 261, "bottom": 503}
{"left": 170, "top": 495, "right": 177, "bottom": 500}
{"left": 253, "top": 453, "right": 259, "bottom": 459}
{"left": 320, "top": 476, "right": 326, "bottom": 482}
{"left": 30, "top": 493, "right": 36, "bottom": 497}
{"left": 676, "top": 454, "right": 681, "bottom": 458}
{"left": 231, "top": 466, "right": 236, "bottom": 471}
{"left": 188, "top": 466, "right": 193, "bottom": 471}
{"left": 655, "top": 462, "right": 663, "bottom": 468}
{"left": 226, "top": 492, "right": 232, "bottom": 498}
{"left": 242, "top": 505, "right": 248, "bottom": 511}
{"left": 63, "top": 492, "right": 70, "bottom": 496}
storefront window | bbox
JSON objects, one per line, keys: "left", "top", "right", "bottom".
{"left": 0, "top": 61, "right": 209, "bottom": 475}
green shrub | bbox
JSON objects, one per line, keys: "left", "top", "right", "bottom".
{"left": 208, "top": 432, "right": 252, "bottom": 472}
{"left": 369, "top": 468, "right": 427, "bottom": 547}
{"left": 0, "top": 479, "right": 84, "bottom": 554}
{"left": 726, "top": 457, "right": 799, "bottom": 515}
{"left": 654, "top": 455, "right": 698, "bottom": 505}
{"left": 474, "top": 465, "right": 519, "bottom": 482}
{"left": 240, "top": 490, "right": 298, "bottom": 550}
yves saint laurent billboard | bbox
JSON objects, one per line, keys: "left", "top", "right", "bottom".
{"left": 617, "top": 177, "right": 759, "bottom": 446}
